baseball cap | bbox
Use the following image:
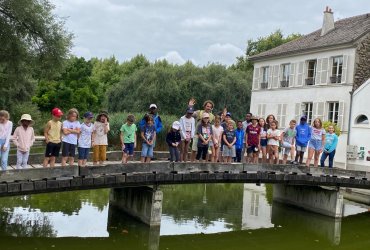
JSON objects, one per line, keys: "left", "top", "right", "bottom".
{"left": 202, "top": 113, "right": 210, "bottom": 119}
{"left": 300, "top": 115, "right": 307, "bottom": 121}
{"left": 226, "top": 112, "right": 232, "bottom": 117}
{"left": 149, "top": 104, "right": 157, "bottom": 109}
{"left": 172, "top": 121, "right": 180, "bottom": 130}
{"left": 52, "top": 108, "right": 63, "bottom": 117}
{"left": 83, "top": 111, "right": 94, "bottom": 119}
{"left": 186, "top": 107, "right": 195, "bottom": 114}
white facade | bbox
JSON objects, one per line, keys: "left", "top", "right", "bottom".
{"left": 250, "top": 47, "right": 357, "bottom": 166}
{"left": 348, "top": 78, "right": 370, "bottom": 169}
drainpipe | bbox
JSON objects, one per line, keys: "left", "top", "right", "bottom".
{"left": 346, "top": 90, "right": 354, "bottom": 170}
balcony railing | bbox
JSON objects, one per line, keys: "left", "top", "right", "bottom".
{"left": 260, "top": 82, "right": 268, "bottom": 89}
{"left": 280, "top": 80, "right": 289, "bottom": 88}
{"left": 330, "top": 75, "right": 342, "bottom": 84}
{"left": 305, "top": 78, "right": 315, "bottom": 86}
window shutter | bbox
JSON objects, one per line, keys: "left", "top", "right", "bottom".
{"left": 341, "top": 55, "right": 349, "bottom": 84}
{"left": 337, "top": 101, "right": 345, "bottom": 131}
{"left": 314, "top": 102, "right": 325, "bottom": 121}
{"left": 253, "top": 68, "right": 260, "bottom": 90}
{"left": 281, "top": 104, "right": 287, "bottom": 128}
{"left": 272, "top": 65, "right": 279, "bottom": 88}
{"left": 277, "top": 104, "right": 282, "bottom": 127}
{"left": 296, "top": 62, "right": 304, "bottom": 86}
{"left": 262, "top": 104, "right": 266, "bottom": 118}
{"left": 295, "top": 103, "right": 301, "bottom": 121}
{"left": 320, "top": 58, "right": 329, "bottom": 85}
{"left": 268, "top": 66, "right": 273, "bottom": 89}
{"left": 315, "top": 59, "right": 322, "bottom": 85}
{"left": 257, "top": 104, "right": 262, "bottom": 118}
{"left": 289, "top": 63, "right": 296, "bottom": 87}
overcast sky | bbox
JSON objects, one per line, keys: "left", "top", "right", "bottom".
{"left": 52, "top": 0, "right": 370, "bottom": 66}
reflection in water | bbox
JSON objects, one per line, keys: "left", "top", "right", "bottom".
{"left": 0, "top": 184, "right": 368, "bottom": 250}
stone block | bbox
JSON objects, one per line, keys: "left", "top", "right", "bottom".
{"left": 173, "top": 174, "right": 182, "bottom": 182}
{"left": 115, "top": 174, "right": 126, "bottom": 184}
{"left": 82, "top": 177, "right": 94, "bottom": 186}
{"left": 47, "top": 179, "right": 59, "bottom": 189}
{"left": 71, "top": 177, "right": 83, "bottom": 187}
{"left": 8, "top": 182, "right": 21, "bottom": 193}
{"left": 93, "top": 177, "right": 105, "bottom": 186}
{"left": 200, "top": 173, "right": 208, "bottom": 181}
{"left": 58, "top": 179, "right": 71, "bottom": 188}
{"left": 104, "top": 175, "right": 116, "bottom": 185}
{"left": 21, "top": 182, "right": 34, "bottom": 192}
{"left": 34, "top": 180, "right": 47, "bottom": 190}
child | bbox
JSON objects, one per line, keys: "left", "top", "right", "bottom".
{"left": 211, "top": 115, "right": 223, "bottom": 162}
{"left": 222, "top": 121, "right": 236, "bottom": 163}
{"left": 43, "top": 108, "right": 63, "bottom": 168}
{"left": 13, "top": 114, "right": 35, "bottom": 169}
{"left": 166, "top": 121, "right": 182, "bottom": 162}
{"left": 61, "top": 108, "right": 81, "bottom": 167}
{"left": 306, "top": 118, "right": 326, "bottom": 168}
{"left": 140, "top": 114, "right": 156, "bottom": 163}
{"left": 0, "top": 110, "right": 13, "bottom": 170}
{"left": 120, "top": 114, "right": 137, "bottom": 163}
{"left": 196, "top": 113, "right": 213, "bottom": 162}
{"left": 259, "top": 118, "right": 268, "bottom": 163}
{"left": 92, "top": 111, "right": 110, "bottom": 165}
{"left": 179, "top": 107, "right": 195, "bottom": 162}
{"left": 294, "top": 116, "right": 311, "bottom": 164}
{"left": 320, "top": 125, "right": 338, "bottom": 168}
{"left": 235, "top": 121, "right": 245, "bottom": 162}
{"left": 267, "top": 120, "right": 280, "bottom": 164}
{"left": 246, "top": 116, "right": 261, "bottom": 164}
{"left": 78, "top": 112, "right": 94, "bottom": 167}
{"left": 281, "top": 120, "right": 297, "bottom": 164}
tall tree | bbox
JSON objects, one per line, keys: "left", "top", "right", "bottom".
{"left": 0, "top": 0, "right": 72, "bottom": 111}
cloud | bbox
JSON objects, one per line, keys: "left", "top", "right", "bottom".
{"left": 158, "top": 51, "right": 186, "bottom": 65}
{"left": 181, "top": 17, "right": 224, "bottom": 28}
{"left": 203, "top": 43, "right": 244, "bottom": 65}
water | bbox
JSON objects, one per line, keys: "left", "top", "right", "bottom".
{"left": 0, "top": 184, "right": 369, "bottom": 250}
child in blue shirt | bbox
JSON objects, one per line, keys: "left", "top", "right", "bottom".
{"left": 234, "top": 121, "right": 245, "bottom": 162}
{"left": 294, "top": 116, "right": 311, "bottom": 164}
{"left": 320, "top": 125, "right": 338, "bottom": 168}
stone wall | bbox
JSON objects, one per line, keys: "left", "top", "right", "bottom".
{"left": 354, "top": 33, "right": 370, "bottom": 90}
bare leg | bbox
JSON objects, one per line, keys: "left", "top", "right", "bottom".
{"left": 50, "top": 157, "right": 56, "bottom": 167}
{"left": 43, "top": 157, "right": 50, "bottom": 167}
{"left": 140, "top": 156, "right": 145, "bottom": 163}
{"left": 68, "top": 157, "right": 74, "bottom": 166}
{"left": 61, "top": 157, "right": 68, "bottom": 167}
{"left": 306, "top": 148, "right": 315, "bottom": 167}
{"left": 313, "top": 151, "right": 320, "bottom": 167}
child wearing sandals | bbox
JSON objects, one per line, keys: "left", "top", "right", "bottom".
{"left": 267, "top": 120, "right": 280, "bottom": 164}
{"left": 92, "top": 111, "right": 110, "bottom": 165}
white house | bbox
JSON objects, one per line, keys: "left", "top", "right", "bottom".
{"left": 249, "top": 8, "right": 370, "bottom": 168}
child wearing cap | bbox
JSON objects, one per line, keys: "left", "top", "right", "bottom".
{"left": 0, "top": 110, "right": 13, "bottom": 170}
{"left": 61, "top": 108, "right": 81, "bottom": 167}
{"left": 294, "top": 116, "right": 311, "bottom": 164}
{"left": 196, "top": 113, "right": 213, "bottom": 162}
{"left": 222, "top": 120, "right": 236, "bottom": 163}
{"left": 78, "top": 112, "right": 94, "bottom": 167}
{"left": 43, "top": 108, "right": 63, "bottom": 167}
{"left": 120, "top": 114, "right": 137, "bottom": 163}
{"left": 245, "top": 116, "right": 261, "bottom": 164}
{"left": 166, "top": 121, "right": 182, "bottom": 162}
{"left": 140, "top": 114, "right": 156, "bottom": 163}
{"left": 179, "top": 107, "right": 195, "bottom": 162}
{"left": 13, "top": 114, "right": 35, "bottom": 169}
{"left": 92, "top": 111, "right": 110, "bottom": 165}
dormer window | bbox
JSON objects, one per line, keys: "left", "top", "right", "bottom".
{"left": 281, "top": 64, "right": 290, "bottom": 87}
{"left": 330, "top": 56, "right": 343, "bottom": 83}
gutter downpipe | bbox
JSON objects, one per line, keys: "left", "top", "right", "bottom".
{"left": 346, "top": 90, "right": 354, "bottom": 170}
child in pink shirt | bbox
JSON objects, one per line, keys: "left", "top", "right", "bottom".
{"left": 13, "top": 114, "right": 35, "bottom": 169}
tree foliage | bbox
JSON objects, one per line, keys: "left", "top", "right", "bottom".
{"left": 0, "top": 0, "right": 72, "bottom": 112}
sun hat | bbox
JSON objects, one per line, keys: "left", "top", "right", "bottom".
{"left": 251, "top": 116, "right": 258, "bottom": 121}
{"left": 172, "top": 121, "right": 180, "bottom": 130}
{"left": 18, "top": 114, "right": 34, "bottom": 126}
{"left": 52, "top": 107, "right": 63, "bottom": 117}
{"left": 202, "top": 113, "right": 210, "bottom": 119}
{"left": 149, "top": 104, "right": 157, "bottom": 109}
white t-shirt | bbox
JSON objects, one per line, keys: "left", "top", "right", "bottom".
{"left": 311, "top": 127, "right": 326, "bottom": 141}
{"left": 179, "top": 116, "right": 195, "bottom": 140}
{"left": 78, "top": 123, "right": 94, "bottom": 148}
{"left": 62, "top": 120, "right": 81, "bottom": 145}
{"left": 212, "top": 125, "right": 224, "bottom": 144}
{"left": 267, "top": 129, "right": 281, "bottom": 146}
{"left": 93, "top": 122, "right": 110, "bottom": 145}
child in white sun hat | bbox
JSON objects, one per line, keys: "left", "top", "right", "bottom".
{"left": 13, "top": 114, "right": 35, "bottom": 169}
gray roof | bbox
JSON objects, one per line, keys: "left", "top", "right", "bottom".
{"left": 249, "top": 13, "right": 370, "bottom": 61}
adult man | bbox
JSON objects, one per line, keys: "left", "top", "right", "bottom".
{"left": 188, "top": 98, "right": 215, "bottom": 162}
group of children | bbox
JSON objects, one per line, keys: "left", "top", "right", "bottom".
{"left": 0, "top": 101, "right": 339, "bottom": 169}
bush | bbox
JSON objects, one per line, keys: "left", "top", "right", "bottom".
{"left": 322, "top": 121, "right": 341, "bottom": 136}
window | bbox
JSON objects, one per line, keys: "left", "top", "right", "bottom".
{"left": 356, "top": 115, "right": 369, "bottom": 125}
{"left": 281, "top": 64, "right": 290, "bottom": 87}
{"left": 331, "top": 56, "right": 343, "bottom": 83}
{"left": 303, "top": 102, "right": 313, "bottom": 124}
{"left": 305, "top": 60, "right": 316, "bottom": 85}
{"left": 327, "top": 102, "right": 339, "bottom": 124}
{"left": 261, "top": 67, "right": 269, "bottom": 89}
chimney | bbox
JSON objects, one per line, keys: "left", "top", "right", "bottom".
{"left": 321, "top": 6, "right": 335, "bottom": 36}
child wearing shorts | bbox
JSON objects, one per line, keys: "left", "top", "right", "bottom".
{"left": 43, "top": 108, "right": 63, "bottom": 167}
{"left": 61, "top": 108, "right": 81, "bottom": 167}
{"left": 306, "top": 118, "right": 326, "bottom": 168}
{"left": 78, "top": 112, "right": 94, "bottom": 167}
{"left": 140, "top": 114, "right": 156, "bottom": 163}
{"left": 121, "top": 114, "right": 137, "bottom": 163}
{"left": 222, "top": 121, "right": 236, "bottom": 163}
{"left": 281, "top": 120, "right": 296, "bottom": 164}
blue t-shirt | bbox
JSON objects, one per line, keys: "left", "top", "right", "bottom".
{"left": 141, "top": 124, "right": 156, "bottom": 142}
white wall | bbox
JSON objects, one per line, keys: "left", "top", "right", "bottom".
{"left": 349, "top": 79, "right": 370, "bottom": 168}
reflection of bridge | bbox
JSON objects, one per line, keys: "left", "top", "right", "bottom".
{"left": 1, "top": 162, "right": 369, "bottom": 224}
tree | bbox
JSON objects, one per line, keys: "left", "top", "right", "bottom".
{"left": 231, "top": 30, "right": 301, "bottom": 71}
{"left": 0, "top": 0, "right": 72, "bottom": 112}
